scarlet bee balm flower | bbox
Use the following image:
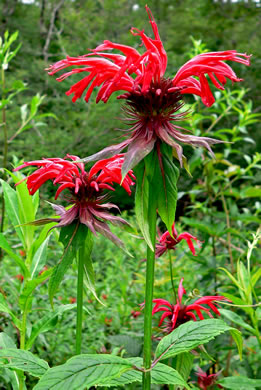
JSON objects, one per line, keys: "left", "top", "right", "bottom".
{"left": 14, "top": 154, "right": 135, "bottom": 249}
{"left": 156, "top": 222, "right": 201, "bottom": 257}
{"left": 47, "top": 6, "right": 250, "bottom": 173}
{"left": 152, "top": 278, "right": 230, "bottom": 333}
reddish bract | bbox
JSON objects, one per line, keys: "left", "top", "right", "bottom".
{"left": 196, "top": 368, "right": 223, "bottom": 390}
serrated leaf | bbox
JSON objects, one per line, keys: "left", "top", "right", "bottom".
{"left": 218, "top": 376, "right": 261, "bottom": 389}
{"left": 155, "top": 319, "right": 236, "bottom": 361}
{"left": 100, "top": 357, "right": 189, "bottom": 388}
{"left": 33, "top": 354, "right": 133, "bottom": 390}
{"left": 25, "top": 304, "right": 76, "bottom": 350}
{"left": 0, "top": 349, "right": 49, "bottom": 377}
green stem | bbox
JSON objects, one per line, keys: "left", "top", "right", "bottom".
{"left": 1, "top": 66, "right": 7, "bottom": 236}
{"left": 168, "top": 251, "right": 176, "bottom": 302}
{"left": 142, "top": 196, "right": 157, "bottom": 389}
{"left": 76, "top": 245, "right": 85, "bottom": 355}
{"left": 19, "top": 307, "right": 28, "bottom": 390}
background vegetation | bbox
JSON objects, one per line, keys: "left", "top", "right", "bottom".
{"left": 0, "top": 0, "right": 260, "bottom": 389}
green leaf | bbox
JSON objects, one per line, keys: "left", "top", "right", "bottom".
{"left": 30, "top": 236, "right": 49, "bottom": 279}
{"left": 33, "top": 354, "right": 133, "bottom": 390}
{"left": 219, "top": 309, "right": 256, "bottom": 335}
{"left": 100, "top": 357, "right": 189, "bottom": 388}
{"left": 19, "top": 269, "right": 52, "bottom": 311}
{"left": 252, "top": 267, "right": 261, "bottom": 288}
{"left": 0, "top": 294, "right": 21, "bottom": 329}
{"left": 0, "top": 180, "right": 24, "bottom": 246}
{"left": 6, "top": 170, "right": 38, "bottom": 249}
{"left": 218, "top": 376, "right": 261, "bottom": 389}
{"left": 134, "top": 160, "right": 154, "bottom": 250}
{"left": 241, "top": 187, "right": 261, "bottom": 198}
{"left": 0, "top": 349, "right": 49, "bottom": 377}
{"left": 82, "top": 228, "right": 101, "bottom": 303}
{"left": 172, "top": 352, "right": 194, "bottom": 383}
{"left": 155, "top": 319, "right": 237, "bottom": 361}
{"left": 0, "top": 332, "right": 17, "bottom": 349}
{"left": 229, "top": 328, "right": 243, "bottom": 360}
{"left": 48, "top": 223, "right": 81, "bottom": 305}
{"left": 0, "top": 233, "right": 29, "bottom": 276}
{"left": 25, "top": 304, "right": 76, "bottom": 350}
{"left": 157, "top": 144, "right": 179, "bottom": 235}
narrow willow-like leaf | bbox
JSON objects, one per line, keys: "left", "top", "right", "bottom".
{"left": 155, "top": 319, "right": 237, "bottom": 361}
{"left": 0, "top": 349, "right": 49, "bottom": 377}
{"left": 219, "top": 309, "right": 256, "bottom": 335}
{"left": 100, "top": 357, "right": 189, "bottom": 388}
{"left": 218, "top": 376, "right": 261, "bottom": 389}
{"left": 33, "top": 354, "right": 133, "bottom": 390}
{"left": 30, "top": 236, "right": 49, "bottom": 278}
{"left": 25, "top": 304, "right": 76, "bottom": 350}
{"left": 0, "top": 295, "right": 21, "bottom": 329}
{"left": 0, "top": 233, "right": 29, "bottom": 277}
{"left": 19, "top": 269, "right": 53, "bottom": 311}
{"left": 0, "top": 180, "right": 24, "bottom": 246}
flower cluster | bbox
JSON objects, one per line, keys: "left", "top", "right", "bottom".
{"left": 15, "top": 154, "right": 135, "bottom": 247}
{"left": 156, "top": 222, "right": 201, "bottom": 257}
{"left": 152, "top": 278, "right": 229, "bottom": 333}
{"left": 47, "top": 6, "right": 250, "bottom": 173}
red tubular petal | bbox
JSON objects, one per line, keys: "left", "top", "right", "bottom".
{"left": 178, "top": 278, "right": 186, "bottom": 303}
{"left": 54, "top": 182, "right": 75, "bottom": 199}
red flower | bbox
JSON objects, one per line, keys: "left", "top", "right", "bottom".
{"left": 47, "top": 6, "right": 250, "bottom": 173}
{"left": 14, "top": 274, "right": 24, "bottom": 283}
{"left": 14, "top": 155, "right": 135, "bottom": 248}
{"left": 156, "top": 223, "right": 201, "bottom": 257}
{"left": 152, "top": 278, "right": 230, "bottom": 333}
{"left": 196, "top": 368, "right": 223, "bottom": 390}
{"left": 131, "top": 310, "right": 142, "bottom": 318}
{"left": 69, "top": 297, "right": 77, "bottom": 304}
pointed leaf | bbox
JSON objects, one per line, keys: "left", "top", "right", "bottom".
{"left": 0, "top": 180, "right": 24, "bottom": 246}
{"left": 0, "top": 333, "right": 17, "bottom": 349}
{"left": 19, "top": 269, "right": 52, "bottom": 311}
{"left": 25, "top": 304, "right": 76, "bottom": 350}
{"left": 100, "top": 357, "right": 189, "bottom": 388}
{"left": 33, "top": 354, "right": 133, "bottom": 390}
{"left": 0, "top": 294, "right": 21, "bottom": 329}
{"left": 155, "top": 319, "right": 238, "bottom": 361}
{"left": 0, "top": 233, "right": 29, "bottom": 276}
{"left": 30, "top": 236, "right": 50, "bottom": 279}
{"left": 218, "top": 376, "right": 261, "bottom": 389}
{"left": 157, "top": 143, "right": 179, "bottom": 234}
{"left": 0, "top": 349, "right": 49, "bottom": 377}
{"left": 134, "top": 160, "right": 153, "bottom": 250}
{"left": 219, "top": 309, "right": 256, "bottom": 335}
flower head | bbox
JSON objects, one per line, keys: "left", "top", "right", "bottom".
{"left": 156, "top": 222, "right": 201, "bottom": 257}
{"left": 47, "top": 6, "right": 250, "bottom": 173}
{"left": 196, "top": 367, "right": 223, "bottom": 390}
{"left": 14, "top": 154, "right": 135, "bottom": 248}
{"left": 152, "top": 278, "right": 230, "bottom": 333}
